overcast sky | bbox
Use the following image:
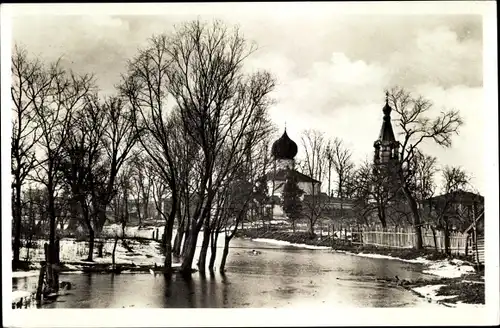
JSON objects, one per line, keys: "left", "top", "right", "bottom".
{"left": 6, "top": 3, "right": 489, "bottom": 194}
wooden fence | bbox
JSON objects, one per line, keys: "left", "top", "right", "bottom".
{"left": 329, "top": 225, "right": 470, "bottom": 255}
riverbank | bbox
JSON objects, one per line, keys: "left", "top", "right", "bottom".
{"left": 237, "top": 228, "right": 484, "bottom": 306}
{"left": 402, "top": 272, "right": 485, "bottom": 308}
{"left": 15, "top": 237, "right": 167, "bottom": 269}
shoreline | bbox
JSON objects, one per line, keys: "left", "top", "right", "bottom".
{"left": 12, "top": 230, "right": 484, "bottom": 307}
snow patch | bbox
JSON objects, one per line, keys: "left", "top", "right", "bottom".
{"left": 423, "top": 260, "right": 476, "bottom": 278}
{"left": 61, "top": 271, "right": 84, "bottom": 274}
{"left": 252, "top": 238, "right": 330, "bottom": 250}
{"left": 412, "top": 284, "right": 458, "bottom": 301}
{"left": 12, "top": 290, "right": 34, "bottom": 304}
{"left": 338, "top": 251, "right": 430, "bottom": 264}
{"left": 12, "top": 290, "right": 33, "bottom": 301}
{"left": 12, "top": 271, "right": 39, "bottom": 278}
{"left": 447, "top": 301, "right": 485, "bottom": 309}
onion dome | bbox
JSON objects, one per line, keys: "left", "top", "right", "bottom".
{"left": 271, "top": 129, "right": 298, "bottom": 160}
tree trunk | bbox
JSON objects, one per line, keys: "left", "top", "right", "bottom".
{"left": 136, "top": 199, "right": 142, "bottom": 227}
{"left": 180, "top": 223, "right": 200, "bottom": 274}
{"left": 96, "top": 206, "right": 108, "bottom": 237}
{"left": 87, "top": 227, "right": 95, "bottom": 261}
{"left": 181, "top": 219, "right": 190, "bottom": 258}
{"left": 47, "top": 180, "right": 56, "bottom": 264}
{"left": 164, "top": 238, "right": 173, "bottom": 276}
{"left": 163, "top": 219, "right": 175, "bottom": 276}
{"left": 208, "top": 230, "right": 219, "bottom": 272}
{"left": 172, "top": 228, "right": 182, "bottom": 258}
{"left": 377, "top": 203, "right": 387, "bottom": 228}
{"left": 292, "top": 220, "right": 296, "bottom": 233}
{"left": 219, "top": 237, "right": 230, "bottom": 273}
{"left": 465, "top": 235, "right": 469, "bottom": 257}
{"left": 13, "top": 181, "right": 22, "bottom": 266}
{"left": 403, "top": 186, "right": 423, "bottom": 250}
{"left": 163, "top": 196, "right": 177, "bottom": 276}
{"left": 97, "top": 242, "right": 104, "bottom": 258}
{"left": 112, "top": 236, "right": 118, "bottom": 270}
{"left": 197, "top": 216, "right": 211, "bottom": 274}
{"left": 430, "top": 226, "right": 438, "bottom": 252}
{"left": 309, "top": 219, "right": 315, "bottom": 237}
{"left": 173, "top": 205, "right": 185, "bottom": 257}
{"left": 443, "top": 218, "right": 451, "bottom": 256}
{"left": 180, "top": 194, "right": 214, "bottom": 274}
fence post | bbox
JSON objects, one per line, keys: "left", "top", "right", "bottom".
{"left": 332, "top": 224, "right": 335, "bottom": 247}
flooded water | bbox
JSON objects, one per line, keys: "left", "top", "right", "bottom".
{"left": 13, "top": 237, "right": 439, "bottom": 308}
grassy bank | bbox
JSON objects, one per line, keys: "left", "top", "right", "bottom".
{"left": 402, "top": 272, "right": 485, "bottom": 305}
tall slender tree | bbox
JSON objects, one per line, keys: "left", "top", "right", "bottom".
{"left": 300, "top": 129, "right": 327, "bottom": 236}
{"left": 388, "top": 86, "right": 463, "bottom": 249}
{"left": 162, "top": 20, "right": 275, "bottom": 274}
{"left": 32, "top": 61, "right": 95, "bottom": 281}
{"left": 11, "top": 46, "right": 48, "bottom": 266}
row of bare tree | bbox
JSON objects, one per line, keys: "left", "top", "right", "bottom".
{"left": 282, "top": 131, "right": 475, "bottom": 244}
{"left": 12, "top": 20, "right": 280, "bottom": 276}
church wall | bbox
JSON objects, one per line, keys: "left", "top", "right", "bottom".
{"left": 275, "top": 159, "right": 294, "bottom": 170}
{"left": 268, "top": 180, "right": 320, "bottom": 197}
{"left": 272, "top": 205, "right": 285, "bottom": 218}
{"left": 268, "top": 180, "right": 284, "bottom": 197}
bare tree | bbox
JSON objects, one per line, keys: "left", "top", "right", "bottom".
{"left": 161, "top": 20, "right": 275, "bottom": 274}
{"left": 93, "top": 97, "right": 139, "bottom": 234}
{"left": 426, "top": 166, "right": 471, "bottom": 254}
{"left": 324, "top": 137, "right": 355, "bottom": 228}
{"left": 11, "top": 46, "right": 47, "bottom": 266}
{"left": 219, "top": 177, "right": 254, "bottom": 273}
{"left": 207, "top": 180, "right": 230, "bottom": 272}
{"left": 326, "top": 138, "right": 355, "bottom": 199}
{"left": 349, "top": 159, "right": 403, "bottom": 228}
{"left": 120, "top": 34, "right": 181, "bottom": 274}
{"left": 129, "top": 151, "right": 153, "bottom": 227}
{"left": 300, "top": 129, "right": 328, "bottom": 236}
{"left": 115, "top": 166, "right": 133, "bottom": 239}
{"left": 388, "top": 86, "right": 463, "bottom": 249}
{"left": 32, "top": 58, "right": 95, "bottom": 290}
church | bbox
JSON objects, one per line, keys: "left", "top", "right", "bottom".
{"left": 265, "top": 129, "right": 321, "bottom": 199}
{"left": 264, "top": 128, "right": 324, "bottom": 218}
{"left": 263, "top": 93, "right": 395, "bottom": 221}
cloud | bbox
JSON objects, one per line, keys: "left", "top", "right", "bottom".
{"left": 268, "top": 52, "right": 389, "bottom": 115}
{"left": 387, "top": 25, "right": 482, "bottom": 88}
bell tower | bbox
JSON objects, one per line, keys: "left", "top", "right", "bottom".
{"left": 374, "top": 92, "right": 400, "bottom": 168}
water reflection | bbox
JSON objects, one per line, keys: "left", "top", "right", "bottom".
{"left": 13, "top": 238, "right": 439, "bottom": 309}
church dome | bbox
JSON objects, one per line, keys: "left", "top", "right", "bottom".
{"left": 271, "top": 129, "right": 298, "bottom": 160}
